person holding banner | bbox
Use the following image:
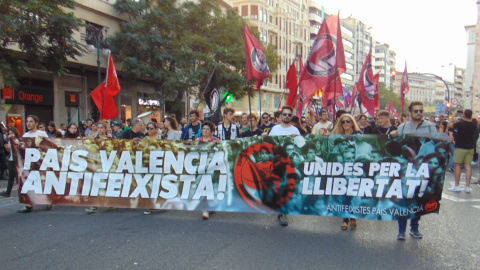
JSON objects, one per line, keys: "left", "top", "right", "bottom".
{"left": 331, "top": 113, "right": 361, "bottom": 230}
{"left": 145, "top": 122, "right": 162, "bottom": 140}
{"left": 121, "top": 119, "right": 145, "bottom": 141}
{"left": 373, "top": 110, "right": 397, "bottom": 135}
{"left": 17, "top": 115, "right": 48, "bottom": 213}
{"left": 216, "top": 108, "right": 238, "bottom": 141}
{"left": 239, "top": 114, "right": 263, "bottom": 138}
{"left": 267, "top": 105, "right": 300, "bottom": 226}
{"left": 390, "top": 101, "right": 436, "bottom": 240}
{"left": 195, "top": 121, "right": 220, "bottom": 219}
{"left": 196, "top": 121, "right": 220, "bottom": 143}
{"left": 95, "top": 122, "right": 112, "bottom": 139}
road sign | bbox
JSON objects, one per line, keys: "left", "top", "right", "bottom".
{"left": 451, "top": 98, "right": 459, "bottom": 106}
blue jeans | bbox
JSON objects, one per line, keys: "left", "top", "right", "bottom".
{"left": 398, "top": 216, "right": 420, "bottom": 233}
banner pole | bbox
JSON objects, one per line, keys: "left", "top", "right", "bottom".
{"left": 333, "top": 69, "right": 338, "bottom": 122}
{"left": 248, "top": 83, "right": 253, "bottom": 132}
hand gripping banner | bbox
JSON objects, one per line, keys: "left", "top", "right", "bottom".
{"left": 15, "top": 134, "right": 449, "bottom": 220}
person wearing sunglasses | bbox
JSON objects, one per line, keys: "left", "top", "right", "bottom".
{"left": 265, "top": 105, "right": 300, "bottom": 226}
{"left": 331, "top": 113, "right": 361, "bottom": 231}
{"left": 259, "top": 112, "right": 275, "bottom": 134}
{"left": 145, "top": 122, "right": 161, "bottom": 139}
{"left": 390, "top": 101, "right": 437, "bottom": 241}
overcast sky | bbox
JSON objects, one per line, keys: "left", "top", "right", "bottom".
{"left": 321, "top": 0, "right": 477, "bottom": 81}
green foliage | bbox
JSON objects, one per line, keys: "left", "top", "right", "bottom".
{"left": 0, "top": 0, "right": 85, "bottom": 87}
{"left": 378, "top": 82, "right": 409, "bottom": 113}
{"left": 111, "top": 0, "right": 278, "bottom": 113}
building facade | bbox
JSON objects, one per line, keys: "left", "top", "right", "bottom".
{"left": 374, "top": 42, "right": 396, "bottom": 88}
{"left": 394, "top": 73, "right": 436, "bottom": 106}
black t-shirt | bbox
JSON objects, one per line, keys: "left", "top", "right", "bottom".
{"left": 187, "top": 123, "right": 201, "bottom": 140}
{"left": 294, "top": 125, "right": 308, "bottom": 136}
{"left": 239, "top": 128, "right": 264, "bottom": 138}
{"left": 373, "top": 125, "right": 397, "bottom": 135}
{"left": 121, "top": 129, "right": 145, "bottom": 139}
{"left": 259, "top": 123, "right": 275, "bottom": 134}
{"left": 363, "top": 125, "right": 374, "bottom": 134}
{"left": 453, "top": 121, "right": 478, "bottom": 149}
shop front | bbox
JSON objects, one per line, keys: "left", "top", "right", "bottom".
{"left": 2, "top": 82, "right": 54, "bottom": 135}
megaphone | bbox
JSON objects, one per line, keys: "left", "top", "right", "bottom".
{"left": 137, "top": 111, "right": 154, "bottom": 125}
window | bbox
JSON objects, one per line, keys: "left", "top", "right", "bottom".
{"left": 242, "top": 6, "right": 248, "bottom": 17}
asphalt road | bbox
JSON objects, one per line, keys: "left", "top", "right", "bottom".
{"left": 1, "top": 170, "right": 479, "bottom": 270}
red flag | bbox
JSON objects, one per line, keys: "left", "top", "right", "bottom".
{"left": 296, "top": 58, "right": 306, "bottom": 117}
{"left": 373, "top": 72, "right": 380, "bottom": 110}
{"left": 91, "top": 82, "right": 119, "bottom": 120}
{"left": 105, "top": 53, "right": 121, "bottom": 96}
{"left": 244, "top": 24, "right": 270, "bottom": 91}
{"left": 401, "top": 61, "right": 409, "bottom": 111}
{"left": 349, "top": 83, "right": 358, "bottom": 108}
{"left": 390, "top": 102, "right": 400, "bottom": 117}
{"left": 322, "top": 75, "right": 342, "bottom": 108}
{"left": 286, "top": 62, "right": 298, "bottom": 108}
{"left": 298, "top": 15, "right": 345, "bottom": 114}
{"left": 357, "top": 44, "right": 376, "bottom": 116}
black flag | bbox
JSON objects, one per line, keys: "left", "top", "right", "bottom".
{"left": 203, "top": 69, "right": 223, "bottom": 124}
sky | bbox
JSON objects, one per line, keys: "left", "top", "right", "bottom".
{"left": 321, "top": 0, "right": 478, "bottom": 81}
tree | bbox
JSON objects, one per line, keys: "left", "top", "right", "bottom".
{"left": 0, "top": 0, "right": 84, "bottom": 87}
{"left": 111, "top": 0, "right": 278, "bottom": 117}
{"left": 378, "top": 82, "right": 409, "bottom": 113}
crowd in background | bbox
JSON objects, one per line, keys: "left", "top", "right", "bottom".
{"left": 1, "top": 102, "right": 479, "bottom": 239}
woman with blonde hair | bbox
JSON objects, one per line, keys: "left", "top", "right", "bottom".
{"left": 331, "top": 114, "right": 361, "bottom": 135}
{"left": 331, "top": 113, "right": 360, "bottom": 231}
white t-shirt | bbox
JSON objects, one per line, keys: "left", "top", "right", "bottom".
{"left": 23, "top": 130, "right": 48, "bottom": 138}
{"left": 311, "top": 121, "right": 333, "bottom": 135}
{"left": 269, "top": 125, "right": 299, "bottom": 136}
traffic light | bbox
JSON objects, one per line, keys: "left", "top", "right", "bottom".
{"left": 391, "top": 70, "right": 397, "bottom": 79}
{"left": 446, "top": 102, "right": 452, "bottom": 109}
{"left": 223, "top": 92, "right": 234, "bottom": 103}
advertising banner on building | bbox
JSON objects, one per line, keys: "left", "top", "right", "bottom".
{"left": 15, "top": 134, "right": 449, "bottom": 220}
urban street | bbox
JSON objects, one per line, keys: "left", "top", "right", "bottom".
{"left": 1, "top": 169, "right": 479, "bottom": 270}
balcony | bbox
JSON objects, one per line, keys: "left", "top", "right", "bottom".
{"left": 308, "top": 13, "right": 323, "bottom": 24}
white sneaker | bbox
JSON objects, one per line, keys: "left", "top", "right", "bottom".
{"left": 202, "top": 210, "right": 209, "bottom": 220}
{"left": 447, "top": 186, "right": 461, "bottom": 192}
{"left": 85, "top": 206, "right": 98, "bottom": 213}
{"left": 465, "top": 187, "right": 472, "bottom": 193}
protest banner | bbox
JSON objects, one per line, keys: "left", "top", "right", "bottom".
{"left": 15, "top": 134, "right": 449, "bottom": 220}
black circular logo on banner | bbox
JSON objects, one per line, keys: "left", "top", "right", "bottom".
{"left": 234, "top": 143, "right": 297, "bottom": 210}
{"left": 251, "top": 48, "right": 270, "bottom": 75}
{"left": 306, "top": 33, "right": 337, "bottom": 77}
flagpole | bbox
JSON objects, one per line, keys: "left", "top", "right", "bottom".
{"left": 101, "top": 51, "right": 111, "bottom": 120}
{"left": 259, "top": 90, "right": 262, "bottom": 116}
{"left": 332, "top": 69, "right": 338, "bottom": 121}
{"left": 248, "top": 83, "right": 253, "bottom": 132}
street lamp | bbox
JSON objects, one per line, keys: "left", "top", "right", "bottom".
{"left": 85, "top": 24, "right": 110, "bottom": 85}
{"left": 419, "top": 73, "right": 451, "bottom": 117}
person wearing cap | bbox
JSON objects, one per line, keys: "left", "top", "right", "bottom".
{"left": 112, "top": 122, "right": 123, "bottom": 138}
